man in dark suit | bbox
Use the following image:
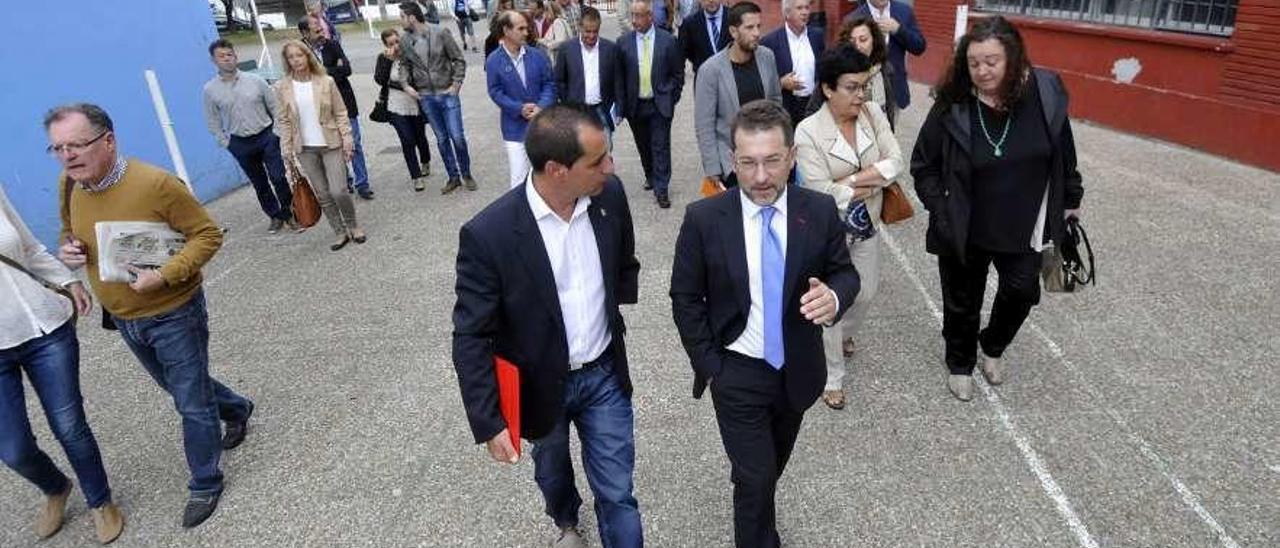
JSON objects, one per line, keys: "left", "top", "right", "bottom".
{"left": 554, "top": 7, "right": 625, "bottom": 148}
{"left": 299, "top": 15, "right": 373, "bottom": 199}
{"left": 843, "top": 0, "right": 926, "bottom": 110}
{"left": 760, "top": 0, "right": 825, "bottom": 125}
{"left": 619, "top": 0, "right": 683, "bottom": 209}
{"left": 679, "top": 0, "right": 731, "bottom": 76}
{"left": 670, "top": 100, "right": 860, "bottom": 548}
{"left": 486, "top": 10, "right": 557, "bottom": 188}
{"left": 452, "top": 105, "right": 643, "bottom": 548}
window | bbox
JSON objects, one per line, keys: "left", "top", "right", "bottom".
{"left": 974, "top": 0, "right": 1237, "bottom": 36}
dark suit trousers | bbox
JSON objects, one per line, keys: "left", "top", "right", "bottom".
{"left": 938, "top": 248, "right": 1043, "bottom": 375}
{"left": 780, "top": 93, "right": 810, "bottom": 127}
{"left": 710, "top": 351, "right": 805, "bottom": 548}
{"left": 629, "top": 100, "right": 672, "bottom": 195}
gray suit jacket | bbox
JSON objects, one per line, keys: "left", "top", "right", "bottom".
{"left": 694, "top": 47, "right": 783, "bottom": 178}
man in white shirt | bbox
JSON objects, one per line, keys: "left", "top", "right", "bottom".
{"left": 670, "top": 100, "right": 859, "bottom": 548}
{"left": 554, "top": 7, "right": 625, "bottom": 148}
{"left": 452, "top": 104, "right": 643, "bottom": 548}
{"left": 761, "top": 0, "right": 826, "bottom": 125}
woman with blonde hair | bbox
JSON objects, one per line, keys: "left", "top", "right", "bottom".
{"left": 795, "top": 45, "right": 904, "bottom": 409}
{"left": 273, "top": 39, "right": 367, "bottom": 251}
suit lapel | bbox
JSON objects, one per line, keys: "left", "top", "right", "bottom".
{"left": 782, "top": 190, "right": 808, "bottom": 306}
{"left": 587, "top": 200, "right": 617, "bottom": 307}
{"left": 572, "top": 42, "right": 587, "bottom": 99}
{"left": 512, "top": 190, "right": 566, "bottom": 331}
{"left": 719, "top": 193, "right": 751, "bottom": 313}
{"left": 776, "top": 32, "right": 793, "bottom": 75}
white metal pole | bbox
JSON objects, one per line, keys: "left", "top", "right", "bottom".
{"left": 954, "top": 5, "right": 970, "bottom": 45}
{"left": 363, "top": 0, "right": 377, "bottom": 38}
{"left": 143, "top": 69, "right": 194, "bottom": 193}
{"left": 250, "top": 0, "right": 274, "bottom": 70}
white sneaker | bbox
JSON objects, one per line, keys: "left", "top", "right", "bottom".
{"left": 948, "top": 374, "right": 974, "bottom": 401}
{"left": 979, "top": 352, "right": 1006, "bottom": 386}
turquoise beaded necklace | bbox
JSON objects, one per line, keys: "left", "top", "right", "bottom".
{"left": 976, "top": 97, "right": 1012, "bottom": 158}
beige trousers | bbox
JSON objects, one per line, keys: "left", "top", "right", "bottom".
{"left": 299, "top": 147, "right": 359, "bottom": 236}
{"left": 823, "top": 233, "right": 882, "bottom": 391}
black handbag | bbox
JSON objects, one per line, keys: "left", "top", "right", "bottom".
{"left": 369, "top": 85, "right": 391, "bottom": 123}
{"left": 1041, "top": 216, "right": 1095, "bottom": 293}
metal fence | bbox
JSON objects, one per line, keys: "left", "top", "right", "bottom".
{"left": 974, "top": 0, "right": 1238, "bottom": 36}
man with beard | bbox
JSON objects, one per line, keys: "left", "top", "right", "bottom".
{"left": 694, "top": 1, "right": 781, "bottom": 191}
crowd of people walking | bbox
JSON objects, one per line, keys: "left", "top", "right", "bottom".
{"left": 1, "top": 1, "right": 1084, "bottom": 546}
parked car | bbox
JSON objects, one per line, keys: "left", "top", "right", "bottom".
{"left": 325, "top": 0, "right": 363, "bottom": 24}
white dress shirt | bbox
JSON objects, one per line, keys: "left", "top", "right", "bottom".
{"left": 870, "top": 1, "right": 892, "bottom": 44}
{"left": 581, "top": 39, "right": 602, "bottom": 105}
{"left": 727, "top": 189, "right": 790, "bottom": 359}
{"left": 525, "top": 180, "right": 612, "bottom": 367}
{"left": 0, "top": 186, "right": 76, "bottom": 350}
{"left": 786, "top": 24, "right": 816, "bottom": 97}
{"left": 726, "top": 188, "right": 841, "bottom": 358}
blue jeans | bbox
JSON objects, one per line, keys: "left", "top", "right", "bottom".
{"left": 114, "top": 292, "right": 251, "bottom": 496}
{"left": 0, "top": 322, "right": 112, "bottom": 508}
{"left": 227, "top": 126, "right": 292, "bottom": 220}
{"left": 349, "top": 117, "right": 370, "bottom": 190}
{"left": 419, "top": 94, "right": 472, "bottom": 179}
{"left": 531, "top": 355, "right": 643, "bottom": 547}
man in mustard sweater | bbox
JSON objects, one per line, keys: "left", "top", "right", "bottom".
{"left": 47, "top": 103, "right": 254, "bottom": 529}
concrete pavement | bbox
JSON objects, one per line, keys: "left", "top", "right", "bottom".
{"left": 2, "top": 18, "right": 1277, "bottom": 548}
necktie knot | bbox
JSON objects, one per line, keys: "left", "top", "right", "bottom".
{"left": 760, "top": 206, "right": 775, "bottom": 226}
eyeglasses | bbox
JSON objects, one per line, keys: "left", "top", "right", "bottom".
{"left": 47, "top": 131, "right": 109, "bottom": 156}
{"left": 834, "top": 81, "right": 874, "bottom": 97}
{"left": 733, "top": 154, "right": 789, "bottom": 175}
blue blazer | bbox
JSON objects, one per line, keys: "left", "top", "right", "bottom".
{"left": 618, "top": 28, "right": 684, "bottom": 120}
{"left": 844, "top": 1, "right": 926, "bottom": 109}
{"left": 760, "top": 25, "right": 826, "bottom": 96}
{"left": 485, "top": 46, "right": 558, "bottom": 142}
{"left": 452, "top": 177, "right": 640, "bottom": 443}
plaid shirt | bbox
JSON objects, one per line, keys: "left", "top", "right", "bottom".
{"left": 80, "top": 156, "right": 129, "bottom": 193}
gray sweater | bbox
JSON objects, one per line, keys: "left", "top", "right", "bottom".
{"left": 202, "top": 71, "right": 279, "bottom": 147}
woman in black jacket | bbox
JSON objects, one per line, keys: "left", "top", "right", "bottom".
{"left": 375, "top": 29, "right": 434, "bottom": 191}
{"left": 910, "top": 16, "right": 1084, "bottom": 401}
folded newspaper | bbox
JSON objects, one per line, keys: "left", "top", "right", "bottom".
{"left": 94, "top": 221, "right": 186, "bottom": 283}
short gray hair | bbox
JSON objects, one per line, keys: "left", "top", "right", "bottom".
{"left": 43, "top": 103, "right": 114, "bottom": 133}
{"left": 782, "top": 0, "right": 808, "bottom": 16}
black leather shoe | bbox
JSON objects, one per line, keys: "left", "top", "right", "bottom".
{"left": 222, "top": 400, "right": 253, "bottom": 450}
{"left": 656, "top": 194, "right": 671, "bottom": 209}
{"left": 357, "top": 189, "right": 375, "bottom": 200}
{"left": 643, "top": 181, "right": 653, "bottom": 191}
{"left": 181, "top": 492, "right": 221, "bottom": 528}
{"left": 330, "top": 236, "right": 351, "bottom": 251}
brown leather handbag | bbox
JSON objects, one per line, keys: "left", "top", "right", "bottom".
{"left": 287, "top": 160, "right": 321, "bottom": 229}
{"left": 879, "top": 182, "right": 914, "bottom": 224}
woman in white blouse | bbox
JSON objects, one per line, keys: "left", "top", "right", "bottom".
{"left": 274, "top": 39, "right": 366, "bottom": 251}
{"left": 0, "top": 186, "right": 123, "bottom": 543}
{"left": 794, "top": 45, "right": 904, "bottom": 409}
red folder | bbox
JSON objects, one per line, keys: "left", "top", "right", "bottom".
{"left": 494, "top": 355, "right": 522, "bottom": 457}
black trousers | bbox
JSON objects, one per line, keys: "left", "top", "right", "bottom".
{"left": 938, "top": 247, "right": 1043, "bottom": 375}
{"left": 710, "top": 351, "right": 806, "bottom": 548}
{"left": 629, "top": 99, "right": 672, "bottom": 195}
{"left": 780, "top": 93, "right": 810, "bottom": 128}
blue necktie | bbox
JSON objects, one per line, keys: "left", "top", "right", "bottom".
{"left": 761, "top": 207, "right": 784, "bottom": 369}
{"left": 709, "top": 14, "right": 720, "bottom": 51}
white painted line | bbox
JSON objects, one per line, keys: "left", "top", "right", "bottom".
{"left": 1271, "top": 465, "right": 1280, "bottom": 474}
{"left": 880, "top": 230, "right": 1099, "bottom": 548}
{"left": 1022, "top": 321, "right": 1241, "bottom": 548}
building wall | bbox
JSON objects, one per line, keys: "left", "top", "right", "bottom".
{"left": 0, "top": 1, "right": 243, "bottom": 247}
{"left": 908, "top": 0, "right": 1280, "bottom": 172}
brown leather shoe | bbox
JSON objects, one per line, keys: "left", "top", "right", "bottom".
{"left": 92, "top": 503, "right": 125, "bottom": 544}
{"left": 34, "top": 483, "right": 72, "bottom": 538}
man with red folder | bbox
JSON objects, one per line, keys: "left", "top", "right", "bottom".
{"left": 451, "top": 104, "right": 643, "bottom": 548}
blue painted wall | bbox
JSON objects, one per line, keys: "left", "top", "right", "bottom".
{"left": 0, "top": 1, "right": 245, "bottom": 247}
